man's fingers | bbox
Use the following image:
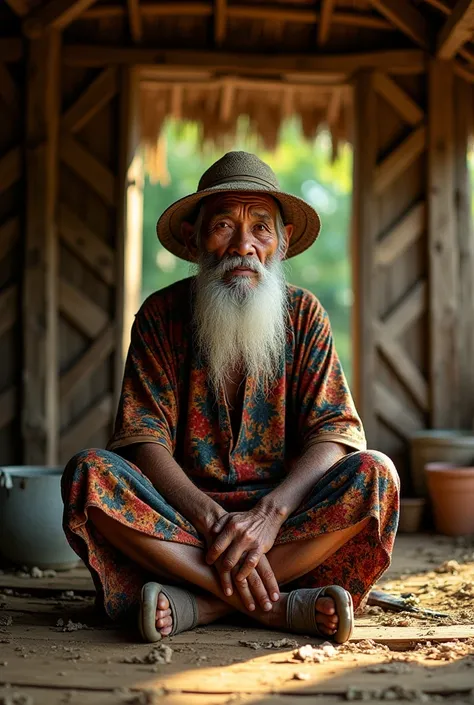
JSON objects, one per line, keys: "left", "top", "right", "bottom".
{"left": 220, "top": 570, "right": 233, "bottom": 597}
{"left": 235, "top": 577, "right": 255, "bottom": 612}
{"left": 257, "top": 556, "right": 280, "bottom": 602}
{"left": 246, "top": 570, "right": 272, "bottom": 611}
{"left": 206, "top": 530, "right": 234, "bottom": 565}
{"left": 235, "top": 551, "right": 262, "bottom": 581}
{"left": 211, "top": 514, "right": 229, "bottom": 535}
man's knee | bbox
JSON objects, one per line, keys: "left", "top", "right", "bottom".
{"left": 62, "top": 448, "right": 117, "bottom": 499}
{"left": 354, "top": 449, "right": 400, "bottom": 491}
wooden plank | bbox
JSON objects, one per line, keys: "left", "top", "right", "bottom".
{"left": 23, "top": 0, "right": 99, "bottom": 32}
{"left": 63, "top": 46, "right": 426, "bottom": 75}
{"left": 127, "top": 0, "right": 142, "bottom": 43}
{"left": 428, "top": 60, "right": 459, "bottom": 428}
{"left": 437, "top": 0, "right": 474, "bottom": 58}
{"left": 375, "top": 201, "right": 425, "bottom": 267}
{"left": 0, "top": 386, "right": 16, "bottom": 429}
{"left": 373, "top": 71, "right": 424, "bottom": 125}
{"left": 214, "top": 0, "right": 227, "bottom": 46}
{"left": 351, "top": 70, "right": 378, "bottom": 445}
{"left": 369, "top": 0, "right": 430, "bottom": 48}
{"left": 59, "top": 393, "right": 113, "bottom": 461}
{"left": 374, "top": 125, "right": 426, "bottom": 194}
{"left": 0, "top": 38, "right": 24, "bottom": 62}
{"left": 0, "top": 284, "right": 18, "bottom": 338}
{"left": 0, "top": 62, "right": 20, "bottom": 118}
{"left": 382, "top": 280, "right": 427, "bottom": 339}
{"left": 0, "top": 216, "right": 20, "bottom": 261}
{"left": 374, "top": 321, "right": 429, "bottom": 411}
{"left": 454, "top": 75, "right": 474, "bottom": 428}
{"left": 23, "top": 30, "right": 61, "bottom": 466}
{"left": 375, "top": 382, "right": 424, "bottom": 438}
{"left": 0, "top": 146, "right": 22, "bottom": 192}
{"left": 5, "top": 0, "right": 28, "bottom": 15}
{"left": 318, "top": 0, "right": 337, "bottom": 45}
{"left": 58, "top": 205, "right": 115, "bottom": 285}
{"left": 60, "top": 323, "right": 115, "bottom": 402}
{"left": 61, "top": 67, "right": 118, "bottom": 134}
{"left": 60, "top": 134, "right": 115, "bottom": 205}
{"left": 59, "top": 278, "right": 109, "bottom": 338}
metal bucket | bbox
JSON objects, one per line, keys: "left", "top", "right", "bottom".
{"left": 0, "top": 466, "right": 79, "bottom": 570}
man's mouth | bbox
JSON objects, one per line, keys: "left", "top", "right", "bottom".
{"left": 228, "top": 267, "right": 256, "bottom": 276}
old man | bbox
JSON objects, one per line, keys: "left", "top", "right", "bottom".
{"left": 62, "top": 151, "right": 399, "bottom": 644}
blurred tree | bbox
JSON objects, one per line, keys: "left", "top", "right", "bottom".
{"left": 141, "top": 118, "right": 353, "bottom": 381}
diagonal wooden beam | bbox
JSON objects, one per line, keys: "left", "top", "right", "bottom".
{"left": 370, "top": 0, "right": 430, "bottom": 48}
{"left": 375, "top": 202, "right": 426, "bottom": 267}
{"left": 60, "top": 134, "right": 115, "bottom": 205}
{"left": 437, "top": 0, "right": 474, "bottom": 58}
{"left": 5, "top": 0, "right": 28, "bottom": 16}
{"left": 318, "top": 0, "right": 337, "bottom": 46}
{"left": 215, "top": 0, "right": 227, "bottom": 46}
{"left": 62, "top": 67, "right": 118, "bottom": 133}
{"left": 382, "top": 280, "right": 427, "bottom": 339}
{"left": 23, "top": 0, "right": 98, "bottom": 34}
{"left": 60, "top": 324, "right": 115, "bottom": 403}
{"left": 58, "top": 204, "right": 115, "bottom": 285}
{"left": 127, "top": 0, "right": 142, "bottom": 43}
{"left": 0, "top": 284, "right": 18, "bottom": 338}
{"left": 0, "top": 217, "right": 20, "bottom": 261}
{"left": 373, "top": 72, "right": 424, "bottom": 125}
{"left": 0, "top": 147, "right": 22, "bottom": 192}
{"left": 59, "top": 278, "right": 109, "bottom": 339}
{"left": 375, "top": 382, "right": 424, "bottom": 439}
{"left": 59, "top": 393, "right": 113, "bottom": 461}
{"left": 374, "top": 125, "right": 426, "bottom": 194}
{"left": 0, "top": 63, "right": 20, "bottom": 119}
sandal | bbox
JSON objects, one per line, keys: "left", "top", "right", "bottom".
{"left": 286, "top": 585, "right": 354, "bottom": 644}
{"left": 138, "top": 581, "right": 199, "bottom": 642}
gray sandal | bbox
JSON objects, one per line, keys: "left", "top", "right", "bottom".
{"left": 286, "top": 585, "right": 354, "bottom": 644}
{"left": 138, "top": 581, "right": 199, "bottom": 642}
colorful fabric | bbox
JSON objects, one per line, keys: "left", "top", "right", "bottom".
{"left": 107, "top": 278, "right": 366, "bottom": 486}
{"left": 62, "top": 448, "right": 399, "bottom": 620}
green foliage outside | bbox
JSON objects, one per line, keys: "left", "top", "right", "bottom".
{"left": 141, "top": 118, "right": 353, "bottom": 381}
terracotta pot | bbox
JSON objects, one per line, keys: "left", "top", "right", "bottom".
{"left": 398, "top": 498, "right": 426, "bottom": 533}
{"left": 425, "top": 462, "right": 474, "bottom": 536}
{"left": 411, "top": 430, "right": 474, "bottom": 497}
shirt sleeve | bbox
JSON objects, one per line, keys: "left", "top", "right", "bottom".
{"left": 292, "top": 292, "right": 366, "bottom": 453}
{"left": 107, "top": 297, "right": 178, "bottom": 454}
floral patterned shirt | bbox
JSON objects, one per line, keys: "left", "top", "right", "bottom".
{"left": 108, "top": 277, "right": 366, "bottom": 490}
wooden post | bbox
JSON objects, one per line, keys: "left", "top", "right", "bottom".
{"left": 454, "top": 75, "right": 474, "bottom": 428}
{"left": 427, "top": 59, "right": 460, "bottom": 429}
{"left": 23, "top": 30, "right": 60, "bottom": 464}
{"left": 351, "top": 70, "right": 378, "bottom": 444}
{"left": 115, "top": 67, "right": 143, "bottom": 409}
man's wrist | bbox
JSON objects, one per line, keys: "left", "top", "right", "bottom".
{"left": 194, "top": 502, "right": 227, "bottom": 535}
{"left": 256, "top": 495, "right": 289, "bottom": 524}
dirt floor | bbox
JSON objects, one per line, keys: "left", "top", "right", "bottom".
{"left": 0, "top": 533, "right": 474, "bottom": 705}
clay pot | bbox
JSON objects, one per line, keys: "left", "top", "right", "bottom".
{"left": 425, "top": 462, "right": 474, "bottom": 536}
{"left": 411, "top": 430, "right": 474, "bottom": 497}
{"left": 398, "top": 498, "right": 426, "bottom": 533}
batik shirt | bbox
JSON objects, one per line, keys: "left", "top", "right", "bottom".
{"left": 107, "top": 277, "right": 366, "bottom": 490}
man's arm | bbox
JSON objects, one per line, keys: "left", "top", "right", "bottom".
{"left": 120, "top": 442, "right": 225, "bottom": 538}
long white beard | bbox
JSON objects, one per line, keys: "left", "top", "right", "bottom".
{"left": 193, "top": 252, "right": 288, "bottom": 396}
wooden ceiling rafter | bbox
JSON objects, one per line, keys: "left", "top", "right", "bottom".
{"left": 318, "top": 0, "right": 337, "bottom": 46}
{"left": 22, "top": 0, "right": 98, "bottom": 36}
{"left": 437, "top": 0, "right": 474, "bottom": 58}
{"left": 4, "top": 0, "right": 28, "bottom": 16}
{"left": 214, "top": 0, "right": 227, "bottom": 46}
{"left": 369, "top": 0, "right": 430, "bottom": 48}
{"left": 127, "top": 0, "right": 143, "bottom": 43}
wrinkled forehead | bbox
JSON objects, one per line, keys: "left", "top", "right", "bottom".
{"left": 200, "top": 192, "right": 280, "bottom": 219}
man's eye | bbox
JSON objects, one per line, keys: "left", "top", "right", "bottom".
{"left": 254, "top": 224, "right": 266, "bottom": 231}
{"left": 216, "top": 222, "right": 229, "bottom": 229}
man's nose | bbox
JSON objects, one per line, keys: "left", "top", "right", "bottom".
{"left": 228, "top": 225, "right": 255, "bottom": 257}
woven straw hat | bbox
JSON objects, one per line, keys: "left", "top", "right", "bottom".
{"left": 156, "top": 151, "right": 321, "bottom": 262}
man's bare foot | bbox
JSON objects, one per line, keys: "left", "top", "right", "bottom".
{"left": 155, "top": 592, "right": 233, "bottom": 636}
{"left": 263, "top": 592, "right": 339, "bottom": 637}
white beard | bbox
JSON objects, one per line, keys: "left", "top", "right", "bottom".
{"left": 193, "top": 252, "right": 288, "bottom": 396}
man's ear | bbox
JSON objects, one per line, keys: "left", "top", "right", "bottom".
{"left": 279, "top": 224, "right": 293, "bottom": 259}
{"left": 181, "top": 221, "right": 198, "bottom": 258}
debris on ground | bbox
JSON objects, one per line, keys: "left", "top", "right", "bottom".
{"left": 294, "top": 642, "right": 337, "bottom": 663}
{"left": 0, "top": 616, "right": 12, "bottom": 629}
{"left": 365, "top": 662, "right": 413, "bottom": 673}
{"left": 239, "top": 637, "right": 299, "bottom": 650}
{"left": 292, "top": 671, "right": 310, "bottom": 680}
{"left": 14, "top": 566, "right": 57, "bottom": 579}
{"left": 122, "top": 644, "right": 173, "bottom": 665}
{"left": 339, "top": 639, "right": 390, "bottom": 655}
{"left": 345, "top": 685, "right": 433, "bottom": 701}
{"left": 0, "top": 693, "right": 35, "bottom": 705}
{"left": 414, "top": 639, "right": 474, "bottom": 661}
{"left": 435, "top": 560, "right": 461, "bottom": 574}
{"left": 55, "top": 619, "right": 91, "bottom": 632}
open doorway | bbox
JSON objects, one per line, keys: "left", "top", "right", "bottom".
{"left": 140, "top": 118, "right": 353, "bottom": 382}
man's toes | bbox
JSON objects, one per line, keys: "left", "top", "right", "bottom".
{"left": 157, "top": 614, "right": 173, "bottom": 629}
{"left": 156, "top": 592, "right": 173, "bottom": 634}
{"left": 157, "top": 594, "right": 170, "bottom": 610}
{"left": 316, "top": 596, "right": 336, "bottom": 615}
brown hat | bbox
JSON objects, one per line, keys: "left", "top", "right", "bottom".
{"left": 156, "top": 151, "right": 321, "bottom": 262}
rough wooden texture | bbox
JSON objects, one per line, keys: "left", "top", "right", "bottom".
{"left": 24, "top": 0, "right": 99, "bottom": 31}
{"left": 428, "top": 60, "right": 459, "bottom": 428}
{"left": 351, "top": 70, "right": 378, "bottom": 445}
{"left": 214, "top": 0, "right": 227, "bottom": 45}
{"left": 373, "top": 71, "right": 424, "bottom": 125}
{"left": 318, "top": 0, "right": 337, "bottom": 45}
{"left": 374, "top": 125, "right": 426, "bottom": 194}
{"left": 23, "top": 29, "right": 60, "bottom": 465}
{"left": 369, "top": 0, "right": 430, "bottom": 48}
{"left": 127, "top": 0, "right": 142, "bottom": 43}
{"left": 61, "top": 67, "right": 118, "bottom": 134}
{"left": 437, "top": 0, "right": 474, "bottom": 58}
{"left": 59, "top": 393, "right": 113, "bottom": 460}
{"left": 59, "top": 279, "right": 109, "bottom": 339}
{"left": 58, "top": 205, "right": 115, "bottom": 285}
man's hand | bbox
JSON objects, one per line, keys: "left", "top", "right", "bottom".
{"left": 206, "top": 508, "right": 283, "bottom": 607}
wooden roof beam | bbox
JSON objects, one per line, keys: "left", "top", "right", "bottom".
{"left": 318, "top": 0, "right": 337, "bottom": 46}
{"left": 22, "top": 0, "right": 98, "bottom": 36}
{"left": 5, "top": 0, "right": 28, "bottom": 16}
{"left": 369, "top": 0, "right": 430, "bottom": 49}
{"left": 437, "top": 0, "right": 474, "bottom": 58}
{"left": 127, "top": 0, "right": 142, "bottom": 43}
{"left": 215, "top": 0, "right": 227, "bottom": 46}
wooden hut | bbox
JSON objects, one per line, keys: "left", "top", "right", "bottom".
{"left": 1, "top": 0, "right": 474, "bottom": 490}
